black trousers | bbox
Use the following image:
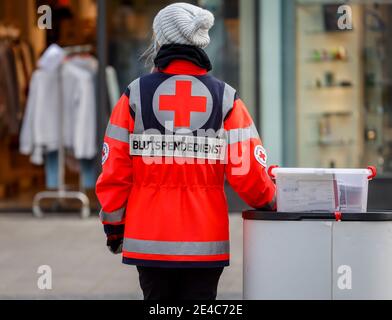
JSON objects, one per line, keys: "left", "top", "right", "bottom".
{"left": 137, "top": 266, "right": 224, "bottom": 300}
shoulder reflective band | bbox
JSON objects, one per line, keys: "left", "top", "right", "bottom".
{"left": 128, "top": 78, "right": 144, "bottom": 134}
{"left": 225, "top": 123, "right": 260, "bottom": 145}
{"left": 123, "top": 238, "right": 230, "bottom": 256}
{"left": 222, "top": 83, "right": 236, "bottom": 120}
{"left": 99, "top": 207, "right": 126, "bottom": 223}
{"left": 106, "top": 123, "right": 130, "bottom": 144}
{"left": 130, "top": 134, "right": 226, "bottom": 160}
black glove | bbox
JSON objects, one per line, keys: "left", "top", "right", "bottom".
{"left": 257, "top": 194, "right": 277, "bottom": 211}
{"left": 104, "top": 224, "right": 125, "bottom": 255}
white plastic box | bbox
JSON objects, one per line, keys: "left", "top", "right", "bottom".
{"left": 270, "top": 168, "right": 375, "bottom": 213}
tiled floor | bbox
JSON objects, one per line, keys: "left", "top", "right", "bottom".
{"left": 0, "top": 213, "right": 243, "bottom": 300}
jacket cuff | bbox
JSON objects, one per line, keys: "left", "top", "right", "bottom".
{"left": 99, "top": 207, "right": 126, "bottom": 224}
{"left": 256, "top": 192, "right": 277, "bottom": 211}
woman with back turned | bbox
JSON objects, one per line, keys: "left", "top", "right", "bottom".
{"left": 96, "top": 2, "right": 276, "bottom": 300}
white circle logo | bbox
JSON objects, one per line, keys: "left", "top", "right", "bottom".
{"left": 102, "top": 142, "right": 110, "bottom": 165}
{"left": 152, "top": 75, "right": 213, "bottom": 132}
{"left": 254, "top": 145, "right": 267, "bottom": 167}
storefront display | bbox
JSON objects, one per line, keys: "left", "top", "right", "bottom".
{"left": 296, "top": 0, "right": 392, "bottom": 177}
{"left": 2, "top": 0, "right": 390, "bottom": 212}
{"left": 296, "top": 3, "right": 363, "bottom": 168}
{"left": 0, "top": 0, "right": 242, "bottom": 211}
{"left": 107, "top": 0, "right": 239, "bottom": 92}
{"left": 362, "top": 3, "right": 392, "bottom": 174}
{"left": 0, "top": 0, "right": 99, "bottom": 210}
{"left": 0, "top": 3, "right": 44, "bottom": 205}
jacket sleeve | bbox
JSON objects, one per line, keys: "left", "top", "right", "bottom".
{"left": 224, "top": 97, "right": 276, "bottom": 209}
{"left": 95, "top": 89, "right": 134, "bottom": 226}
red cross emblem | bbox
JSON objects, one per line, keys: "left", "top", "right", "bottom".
{"left": 159, "top": 81, "right": 207, "bottom": 128}
{"left": 102, "top": 142, "right": 109, "bottom": 165}
{"left": 258, "top": 149, "right": 266, "bottom": 162}
{"left": 254, "top": 145, "right": 267, "bottom": 167}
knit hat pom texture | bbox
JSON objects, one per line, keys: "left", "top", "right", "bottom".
{"left": 153, "top": 2, "right": 215, "bottom": 49}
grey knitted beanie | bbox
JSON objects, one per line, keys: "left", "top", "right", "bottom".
{"left": 153, "top": 2, "right": 215, "bottom": 49}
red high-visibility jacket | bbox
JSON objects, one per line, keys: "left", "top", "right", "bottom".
{"left": 96, "top": 60, "right": 276, "bottom": 268}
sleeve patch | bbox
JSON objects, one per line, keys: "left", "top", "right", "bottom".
{"left": 254, "top": 145, "right": 267, "bottom": 167}
{"left": 102, "top": 142, "right": 110, "bottom": 165}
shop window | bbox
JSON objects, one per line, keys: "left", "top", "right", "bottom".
{"left": 296, "top": 1, "right": 392, "bottom": 174}
{"left": 0, "top": 0, "right": 242, "bottom": 210}
{"left": 0, "top": 0, "right": 99, "bottom": 210}
{"left": 362, "top": 3, "right": 392, "bottom": 174}
{"left": 107, "top": 0, "right": 240, "bottom": 91}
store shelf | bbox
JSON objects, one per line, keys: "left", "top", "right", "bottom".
{"left": 365, "top": 82, "right": 392, "bottom": 89}
{"left": 306, "top": 140, "right": 355, "bottom": 147}
{"left": 304, "top": 30, "right": 353, "bottom": 35}
{"left": 318, "top": 140, "right": 355, "bottom": 147}
{"left": 307, "top": 85, "right": 353, "bottom": 90}
{"left": 306, "top": 111, "right": 353, "bottom": 117}
{"left": 306, "top": 58, "right": 349, "bottom": 63}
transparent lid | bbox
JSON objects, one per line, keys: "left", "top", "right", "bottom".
{"left": 271, "top": 167, "right": 371, "bottom": 176}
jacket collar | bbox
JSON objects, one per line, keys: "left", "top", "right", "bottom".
{"left": 154, "top": 44, "right": 212, "bottom": 75}
{"left": 159, "top": 60, "right": 208, "bottom": 75}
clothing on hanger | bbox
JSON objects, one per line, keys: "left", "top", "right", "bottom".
{"left": 20, "top": 55, "right": 98, "bottom": 164}
{"left": 0, "top": 41, "right": 20, "bottom": 136}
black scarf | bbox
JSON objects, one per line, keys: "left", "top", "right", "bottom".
{"left": 154, "top": 44, "right": 212, "bottom": 72}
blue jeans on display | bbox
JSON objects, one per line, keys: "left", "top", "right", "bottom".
{"left": 45, "top": 151, "right": 97, "bottom": 189}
